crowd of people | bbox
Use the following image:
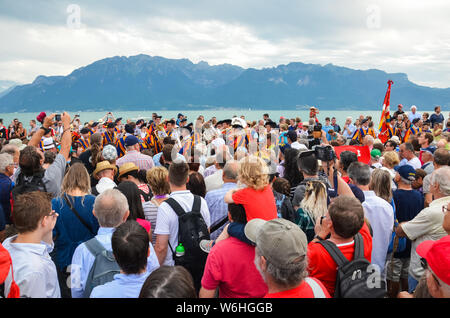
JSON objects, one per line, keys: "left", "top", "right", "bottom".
{"left": 0, "top": 104, "right": 449, "bottom": 299}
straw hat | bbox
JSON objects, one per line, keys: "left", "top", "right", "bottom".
{"left": 118, "top": 162, "right": 138, "bottom": 179}
{"left": 93, "top": 161, "right": 117, "bottom": 178}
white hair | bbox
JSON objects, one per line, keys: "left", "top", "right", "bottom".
{"left": 411, "top": 105, "right": 417, "bottom": 110}
{"left": 93, "top": 189, "right": 129, "bottom": 227}
{"left": 433, "top": 166, "right": 450, "bottom": 196}
{"left": 0, "top": 153, "right": 13, "bottom": 173}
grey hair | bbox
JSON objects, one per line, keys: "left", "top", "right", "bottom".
{"left": 400, "top": 176, "right": 413, "bottom": 186}
{"left": 433, "top": 166, "right": 450, "bottom": 196}
{"left": 255, "top": 247, "right": 308, "bottom": 289}
{"left": 347, "top": 162, "right": 371, "bottom": 186}
{"left": 0, "top": 144, "right": 19, "bottom": 157}
{"left": 93, "top": 189, "right": 129, "bottom": 227}
{"left": 0, "top": 153, "right": 13, "bottom": 173}
{"left": 222, "top": 160, "right": 239, "bottom": 180}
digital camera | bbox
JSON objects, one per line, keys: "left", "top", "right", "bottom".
{"left": 315, "top": 145, "right": 336, "bottom": 162}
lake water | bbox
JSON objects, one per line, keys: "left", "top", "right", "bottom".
{"left": 0, "top": 108, "right": 439, "bottom": 129}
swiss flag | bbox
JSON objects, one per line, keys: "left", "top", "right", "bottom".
{"left": 334, "top": 145, "right": 371, "bottom": 164}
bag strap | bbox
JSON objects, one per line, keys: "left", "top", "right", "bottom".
{"left": 304, "top": 277, "right": 327, "bottom": 298}
{"left": 318, "top": 240, "right": 349, "bottom": 268}
{"left": 210, "top": 216, "right": 229, "bottom": 234}
{"left": 353, "top": 233, "right": 365, "bottom": 260}
{"left": 191, "top": 195, "right": 201, "bottom": 213}
{"left": 63, "top": 194, "right": 95, "bottom": 236}
{"left": 84, "top": 237, "right": 106, "bottom": 257}
{"left": 165, "top": 198, "right": 186, "bottom": 217}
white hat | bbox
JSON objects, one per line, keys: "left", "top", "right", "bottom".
{"left": 231, "top": 117, "right": 247, "bottom": 128}
{"left": 42, "top": 137, "right": 56, "bottom": 150}
{"left": 8, "top": 139, "right": 26, "bottom": 151}
{"left": 389, "top": 136, "right": 401, "bottom": 144}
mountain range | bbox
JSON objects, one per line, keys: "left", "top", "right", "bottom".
{"left": 0, "top": 54, "right": 449, "bottom": 112}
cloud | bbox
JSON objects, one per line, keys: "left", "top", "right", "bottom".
{"left": 0, "top": 0, "right": 449, "bottom": 88}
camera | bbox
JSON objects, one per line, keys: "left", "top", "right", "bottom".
{"left": 55, "top": 114, "right": 61, "bottom": 122}
{"left": 314, "top": 145, "right": 336, "bottom": 162}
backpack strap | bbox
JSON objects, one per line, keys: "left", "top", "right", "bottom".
{"left": 318, "top": 240, "right": 350, "bottom": 268}
{"left": 191, "top": 195, "right": 201, "bottom": 213}
{"left": 165, "top": 197, "right": 187, "bottom": 217}
{"left": 304, "top": 277, "right": 327, "bottom": 298}
{"left": 353, "top": 233, "right": 365, "bottom": 260}
{"left": 84, "top": 238, "right": 106, "bottom": 257}
{"left": 63, "top": 194, "right": 95, "bottom": 236}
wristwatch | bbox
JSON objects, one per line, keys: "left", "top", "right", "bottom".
{"left": 314, "top": 235, "right": 325, "bottom": 241}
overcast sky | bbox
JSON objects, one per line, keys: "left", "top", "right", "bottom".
{"left": 0, "top": 0, "right": 449, "bottom": 88}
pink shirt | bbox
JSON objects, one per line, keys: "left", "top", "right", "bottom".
{"left": 116, "top": 150, "right": 155, "bottom": 171}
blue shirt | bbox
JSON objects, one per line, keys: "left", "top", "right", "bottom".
{"left": 70, "top": 227, "right": 160, "bottom": 298}
{"left": 52, "top": 195, "right": 99, "bottom": 270}
{"left": 204, "top": 182, "right": 237, "bottom": 240}
{"left": 0, "top": 173, "right": 13, "bottom": 224}
{"left": 90, "top": 272, "right": 149, "bottom": 298}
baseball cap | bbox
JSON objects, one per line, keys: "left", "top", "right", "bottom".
{"left": 124, "top": 135, "right": 139, "bottom": 147}
{"left": 417, "top": 236, "right": 450, "bottom": 286}
{"left": 394, "top": 165, "right": 416, "bottom": 181}
{"left": 244, "top": 218, "right": 307, "bottom": 270}
{"left": 107, "top": 122, "right": 115, "bottom": 129}
{"left": 286, "top": 130, "right": 298, "bottom": 142}
{"left": 370, "top": 149, "right": 382, "bottom": 159}
{"left": 421, "top": 146, "right": 436, "bottom": 155}
{"left": 361, "top": 118, "right": 369, "bottom": 125}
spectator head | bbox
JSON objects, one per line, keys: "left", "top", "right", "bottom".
{"left": 0, "top": 153, "right": 15, "bottom": 177}
{"left": 116, "top": 181, "right": 145, "bottom": 221}
{"left": 369, "top": 169, "right": 392, "bottom": 203}
{"left": 222, "top": 160, "right": 239, "bottom": 182}
{"left": 1, "top": 144, "right": 20, "bottom": 164}
{"left": 112, "top": 220, "right": 149, "bottom": 275}
{"left": 394, "top": 164, "right": 416, "bottom": 186}
{"left": 146, "top": 167, "right": 170, "bottom": 196}
{"left": 13, "top": 191, "right": 56, "bottom": 235}
{"left": 385, "top": 140, "right": 398, "bottom": 152}
{"left": 300, "top": 180, "right": 328, "bottom": 221}
{"left": 246, "top": 218, "right": 308, "bottom": 289}
{"left": 168, "top": 161, "right": 189, "bottom": 187}
{"left": 286, "top": 130, "right": 297, "bottom": 143}
{"left": 417, "top": 236, "right": 450, "bottom": 298}
{"left": 382, "top": 151, "right": 400, "bottom": 169}
{"left": 186, "top": 172, "right": 206, "bottom": 197}
{"left": 238, "top": 155, "right": 269, "bottom": 191}
{"left": 297, "top": 150, "right": 319, "bottom": 177}
{"left": 102, "top": 144, "right": 118, "bottom": 163}
{"left": 430, "top": 166, "right": 450, "bottom": 198}
{"left": 93, "top": 161, "right": 117, "bottom": 180}
{"left": 90, "top": 133, "right": 104, "bottom": 168}
{"left": 139, "top": 266, "right": 197, "bottom": 298}
{"left": 93, "top": 189, "right": 129, "bottom": 228}
{"left": 125, "top": 135, "right": 140, "bottom": 152}
{"left": 327, "top": 195, "right": 365, "bottom": 239}
{"left": 61, "top": 162, "right": 91, "bottom": 195}
{"left": 272, "top": 177, "right": 291, "bottom": 197}
{"left": 412, "top": 168, "right": 427, "bottom": 190}
{"left": 372, "top": 142, "right": 384, "bottom": 154}
{"left": 43, "top": 151, "right": 56, "bottom": 165}
{"left": 339, "top": 151, "right": 358, "bottom": 173}
{"left": 161, "top": 144, "right": 175, "bottom": 164}
{"left": 434, "top": 148, "right": 450, "bottom": 167}
{"left": 347, "top": 162, "right": 371, "bottom": 187}
{"left": 19, "top": 146, "right": 44, "bottom": 176}
{"left": 118, "top": 162, "right": 139, "bottom": 183}
{"left": 399, "top": 143, "right": 415, "bottom": 160}
{"left": 228, "top": 203, "right": 247, "bottom": 224}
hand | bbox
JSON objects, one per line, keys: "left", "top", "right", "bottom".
{"left": 43, "top": 114, "right": 55, "bottom": 129}
{"left": 314, "top": 215, "right": 331, "bottom": 238}
{"left": 61, "top": 112, "right": 71, "bottom": 129}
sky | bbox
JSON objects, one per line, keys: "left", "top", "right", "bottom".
{"left": 0, "top": 0, "right": 449, "bottom": 88}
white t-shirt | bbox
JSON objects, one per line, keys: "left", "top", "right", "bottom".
{"left": 402, "top": 196, "right": 449, "bottom": 281}
{"left": 400, "top": 157, "right": 421, "bottom": 170}
{"left": 154, "top": 190, "right": 211, "bottom": 266}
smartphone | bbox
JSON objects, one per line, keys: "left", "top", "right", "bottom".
{"left": 55, "top": 114, "right": 62, "bottom": 121}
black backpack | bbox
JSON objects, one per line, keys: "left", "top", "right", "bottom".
{"left": 166, "top": 195, "right": 210, "bottom": 292}
{"left": 12, "top": 170, "right": 47, "bottom": 201}
{"left": 319, "top": 233, "right": 386, "bottom": 298}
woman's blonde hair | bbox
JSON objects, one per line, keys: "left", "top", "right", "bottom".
{"left": 300, "top": 180, "right": 328, "bottom": 223}
{"left": 382, "top": 151, "right": 400, "bottom": 168}
{"left": 238, "top": 155, "right": 269, "bottom": 191}
{"left": 146, "top": 166, "right": 170, "bottom": 196}
{"left": 61, "top": 162, "right": 91, "bottom": 195}
{"left": 369, "top": 169, "right": 392, "bottom": 203}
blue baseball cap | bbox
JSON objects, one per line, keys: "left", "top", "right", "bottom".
{"left": 394, "top": 165, "right": 416, "bottom": 181}
{"left": 124, "top": 135, "right": 139, "bottom": 147}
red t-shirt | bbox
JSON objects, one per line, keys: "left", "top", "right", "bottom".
{"left": 307, "top": 222, "right": 373, "bottom": 297}
{"left": 264, "top": 277, "right": 330, "bottom": 298}
{"left": 232, "top": 185, "right": 278, "bottom": 221}
{"left": 201, "top": 237, "right": 268, "bottom": 298}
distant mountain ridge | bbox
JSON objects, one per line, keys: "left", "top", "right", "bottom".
{"left": 0, "top": 54, "right": 449, "bottom": 112}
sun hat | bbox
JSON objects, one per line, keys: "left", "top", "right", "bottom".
{"left": 244, "top": 218, "right": 307, "bottom": 270}
{"left": 42, "top": 137, "right": 56, "bottom": 150}
{"left": 8, "top": 139, "right": 26, "bottom": 151}
{"left": 93, "top": 161, "right": 117, "bottom": 178}
{"left": 118, "top": 162, "right": 139, "bottom": 179}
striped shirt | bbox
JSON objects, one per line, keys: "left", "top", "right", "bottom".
{"left": 116, "top": 150, "right": 155, "bottom": 170}
{"left": 205, "top": 182, "right": 237, "bottom": 240}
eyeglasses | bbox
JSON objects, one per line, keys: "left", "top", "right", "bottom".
{"left": 48, "top": 210, "right": 58, "bottom": 218}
